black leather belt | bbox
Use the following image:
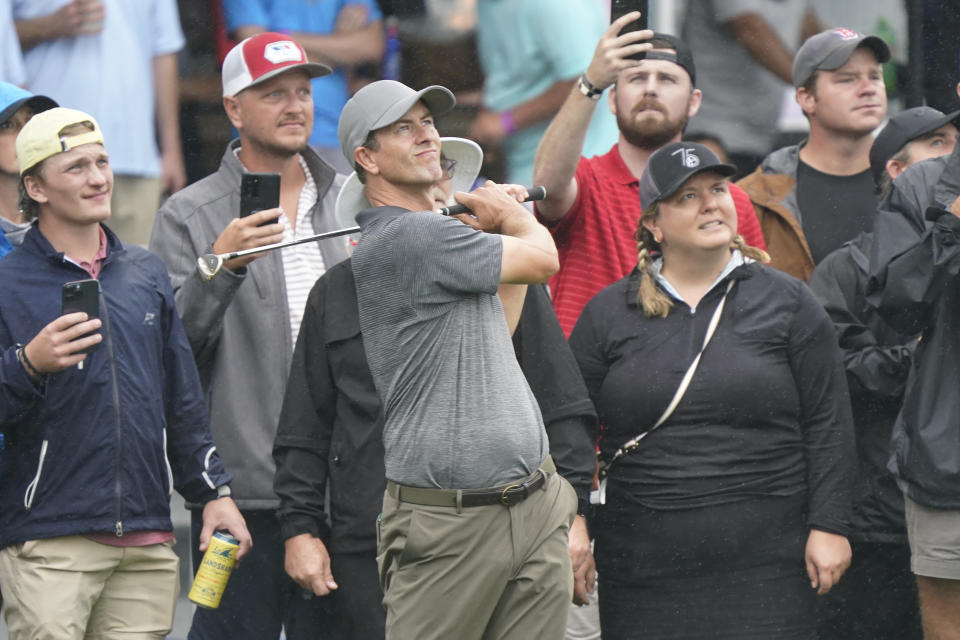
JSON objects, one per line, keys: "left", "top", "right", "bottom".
{"left": 386, "top": 469, "right": 547, "bottom": 508}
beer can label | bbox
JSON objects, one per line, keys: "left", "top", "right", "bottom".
{"left": 188, "top": 532, "right": 239, "bottom": 609}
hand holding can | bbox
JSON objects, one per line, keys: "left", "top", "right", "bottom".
{"left": 188, "top": 532, "right": 239, "bottom": 609}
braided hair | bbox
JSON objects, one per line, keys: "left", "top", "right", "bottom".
{"left": 634, "top": 201, "right": 770, "bottom": 318}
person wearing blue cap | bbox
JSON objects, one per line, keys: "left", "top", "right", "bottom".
{"left": 0, "top": 81, "right": 56, "bottom": 248}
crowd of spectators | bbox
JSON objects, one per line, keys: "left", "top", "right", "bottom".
{"left": 3, "top": 1, "right": 960, "bottom": 639}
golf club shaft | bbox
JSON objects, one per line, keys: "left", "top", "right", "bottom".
{"left": 224, "top": 225, "right": 361, "bottom": 260}
{"left": 437, "top": 185, "right": 547, "bottom": 216}
{"left": 221, "top": 184, "right": 548, "bottom": 260}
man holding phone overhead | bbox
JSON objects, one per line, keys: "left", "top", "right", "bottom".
{"left": 0, "top": 107, "right": 250, "bottom": 639}
{"left": 532, "top": 11, "right": 766, "bottom": 336}
{"left": 149, "top": 32, "right": 350, "bottom": 640}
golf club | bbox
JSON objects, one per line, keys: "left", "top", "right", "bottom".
{"left": 436, "top": 185, "right": 546, "bottom": 216}
{"left": 197, "top": 226, "right": 360, "bottom": 281}
{"left": 197, "top": 186, "right": 548, "bottom": 280}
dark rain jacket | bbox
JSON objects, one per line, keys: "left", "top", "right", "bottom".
{"left": 809, "top": 233, "right": 915, "bottom": 542}
{"left": 867, "top": 140, "right": 960, "bottom": 508}
{"left": 0, "top": 226, "right": 230, "bottom": 548}
{"left": 273, "top": 258, "right": 598, "bottom": 554}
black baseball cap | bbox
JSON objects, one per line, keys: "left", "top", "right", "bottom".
{"left": 870, "top": 106, "right": 960, "bottom": 183}
{"left": 638, "top": 142, "right": 736, "bottom": 210}
{"left": 637, "top": 33, "right": 696, "bottom": 86}
{"left": 793, "top": 28, "right": 891, "bottom": 88}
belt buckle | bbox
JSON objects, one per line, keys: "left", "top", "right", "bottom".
{"left": 500, "top": 483, "right": 522, "bottom": 506}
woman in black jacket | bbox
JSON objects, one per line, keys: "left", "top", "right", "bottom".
{"left": 569, "top": 142, "right": 856, "bottom": 640}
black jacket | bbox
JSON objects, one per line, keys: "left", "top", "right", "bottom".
{"left": 570, "top": 262, "right": 855, "bottom": 535}
{"left": 273, "top": 259, "right": 597, "bottom": 554}
{"left": 809, "top": 233, "right": 915, "bottom": 542}
{"left": 867, "top": 142, "right": 960, "bottom": 509}
{"left": 868, "top": 208, "right": 960, "bottom": 509}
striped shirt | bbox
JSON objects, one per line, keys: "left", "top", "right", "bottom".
{"left": 279, "top": 156, "right": 325, "bottom": 343}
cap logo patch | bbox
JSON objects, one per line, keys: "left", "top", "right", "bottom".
{"left": 672, "top": 147, "right": 700, "bottom": 168}
{"left": 263, "top": 41, "right": 302, "bottom": 65}
{"left": 833, "top": 28, "right": 859, "bottom": 40}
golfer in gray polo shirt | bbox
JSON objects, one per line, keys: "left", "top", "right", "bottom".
{"left": 337, "top": 80, "right": 578, "bottom": 639}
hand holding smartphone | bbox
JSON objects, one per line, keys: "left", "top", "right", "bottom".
{"left": 240, "top": 173, "right": 281, "bottom": 226}
{"left": 610, "top": 0, "right": 649, "bottom": 60}
{"left": 61, "top": 279, "right": 101, "bottom": 355}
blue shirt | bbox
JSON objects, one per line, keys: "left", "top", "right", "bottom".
{"left": 0, "top": 232, "right": 11, "bottom": 258}
{"left": 223, "top": 0, "right": 383, "bottom": 150}
{"left": 13, "top": 0, "right": 184, "bottom": 177}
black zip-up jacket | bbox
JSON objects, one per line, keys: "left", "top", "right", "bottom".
{"left": 809, "top": 233, "right": 916, "bottom": 542}
{"left": 273, "top": 258, "right": 597, "bottom": 554}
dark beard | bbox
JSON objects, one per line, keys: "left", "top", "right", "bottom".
{"left": 616, "top": 103, "right": 689, "bottom": 151}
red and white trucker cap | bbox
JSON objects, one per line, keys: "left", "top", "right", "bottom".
{"left": 222, "top": 32, "right": 332, "bottom": 97}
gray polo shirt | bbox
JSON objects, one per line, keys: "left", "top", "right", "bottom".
{"left": 352, "top": 207, "right": 548, "bottom": 489}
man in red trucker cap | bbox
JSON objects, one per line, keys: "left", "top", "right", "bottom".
{"left": 148, "top": 33, "right": 351, "bottom": 639}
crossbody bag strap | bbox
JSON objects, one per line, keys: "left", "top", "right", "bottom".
{"left": 594, "top": 279, "right": 735, "bottom": 504}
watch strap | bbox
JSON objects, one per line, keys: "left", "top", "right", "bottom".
{"left": 577, "top": 74, "right": 603, "bottom": 100}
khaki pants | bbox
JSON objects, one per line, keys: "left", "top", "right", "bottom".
{"left": 0, "top": 536, "right": 179, "bottom": 640}
{"left": 377, "top": 469, "right": 577, "bottom": 640}
{"left": 109, "top": 176, "right": 162, "bottom": 247}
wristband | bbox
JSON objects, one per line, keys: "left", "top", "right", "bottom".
{"left": 577, "top": 73, "right": 603, "bottom": 100}
{"left": 17, "top": 346, "right": 45, "bottom": 380}
{"left": 500, "top": 110, "right": 518, "bottom": 135}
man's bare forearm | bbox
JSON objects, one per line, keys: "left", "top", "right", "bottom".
{"left": 294, "top": 21, "right": 385, "bottom": 68}
{"left": 532, "top": 82, "right": 600, "bottom": 222}
{"left": 727, "top": 13, "right": 794, "bottom": 85}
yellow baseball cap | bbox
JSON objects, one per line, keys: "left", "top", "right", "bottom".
{"left": 16, "top": 107, "right": 105, "bottom": 175}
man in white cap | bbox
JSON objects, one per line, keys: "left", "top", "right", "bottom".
{"left": 149, "top": 32, "right": 348, "bottom": 639}
{"left": 0, "top": 106, "right": 249, "bottom": 639}
{"left": 335, "top": 79, "right": 577, "bottom": 639}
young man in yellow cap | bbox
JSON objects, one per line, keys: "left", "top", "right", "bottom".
{"left": 0, "top": 107, "right": 250, "bottom": 639}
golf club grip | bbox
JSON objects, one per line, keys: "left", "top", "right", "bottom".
{"left": 438, "top": 185, "right": 547, "bottom": 216}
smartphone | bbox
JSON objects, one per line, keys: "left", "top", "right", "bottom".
{"left": 610, "top": 0, "right": 649, "bottom": 47}
{"left": 61, "top": 279, "right": 100, "bottom": 355}
{"left": 240, "top": 172, "right": 281, "bottom": 226}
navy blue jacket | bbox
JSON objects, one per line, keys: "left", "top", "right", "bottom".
{"left": 0, "top": 225, "right": 230, "bottom": 548}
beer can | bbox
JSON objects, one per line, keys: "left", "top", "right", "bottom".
{"left": 188, "top": 531, "right": 239, "bottom": 609}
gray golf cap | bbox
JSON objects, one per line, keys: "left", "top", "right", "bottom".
{"left": 337, "top": 80, "right": 456, "bottom": 166}
{"left": 792, "top": 28, "right": 891, "bottom": 88}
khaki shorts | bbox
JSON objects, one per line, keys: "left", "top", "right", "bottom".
{"left": 905, "top": 495, "right": 960, "bottom": 580}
